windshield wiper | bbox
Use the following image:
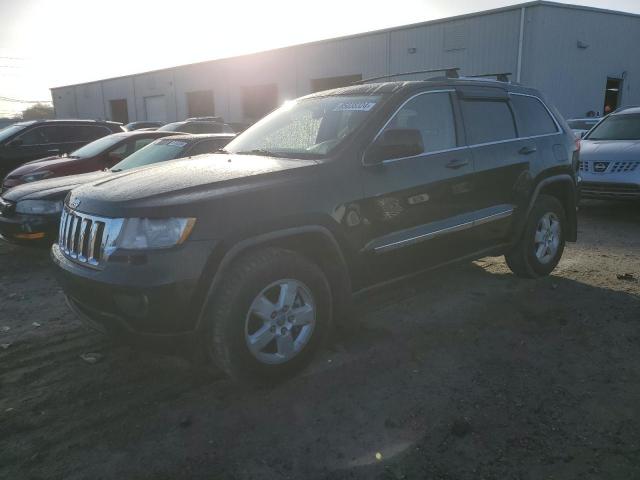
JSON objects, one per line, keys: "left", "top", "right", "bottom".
{"left": 235, "top": 149, "right": 281, "bottom": 157}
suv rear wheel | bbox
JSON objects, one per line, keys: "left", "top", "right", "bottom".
{"left": 205, "top": 247, "right": 331, "bottom": 383}
{"left": 506, "top": 194, "right": 566, "bottom": 278}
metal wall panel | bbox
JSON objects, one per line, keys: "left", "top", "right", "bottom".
{"left": 522, "top": 4, "right": 640, "bottom": 118}
{"left": 50, "top": 3, "right": 640, "bottom": 122}
{"left": 388, "top": 9, "right": 521, "bottom": 81}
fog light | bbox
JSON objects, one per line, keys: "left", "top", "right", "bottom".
{"left": 113, "top": 293, "right": 149, "bottom": 318}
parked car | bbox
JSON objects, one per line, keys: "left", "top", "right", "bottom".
{"left": 2, "top": 131, "right": 177, "bottom": 192}
{"left": 0, "top": 120, "right": 124, "bottom": 181}
{"left": 579, "top": 106, "right": 640, "bottom": 200}
{"left": 0, "top": 134, "right": 235, "bottom": 245}
{"left": 567, "top": 117, "right": 601, "bottom": 138}
{"left": 158, "top": 120, "right": 235, "bottom": 134}
{"left": 51, "top": 79, "right": 578, "bottom": 383}
{"left": 124, "top": 121, "right": 164, "bottom": 131}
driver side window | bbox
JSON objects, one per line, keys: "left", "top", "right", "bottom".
{"left": 382, "top": 92, "right": 457, "bottom": 157}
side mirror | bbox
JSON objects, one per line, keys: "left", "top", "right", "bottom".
{"left": 363, "top": 128, "right": 424, "bottom": 166}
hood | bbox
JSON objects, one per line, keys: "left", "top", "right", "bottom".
{"left": 2, "top": 170, "right": 110, "bottom": 202}
{"left": 69, "top": 154, "right": 319, "bottom": 215}
{"left": 6, "top": 155, "right": 88, "bottom": 178}
{"left": 580, "top": 139, "right": 640, "bottom": 161}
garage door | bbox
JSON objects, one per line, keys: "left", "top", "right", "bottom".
{"left": 144, "top": 95, "right": 167, "bottom": 123}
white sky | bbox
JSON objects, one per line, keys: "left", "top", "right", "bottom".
{"left": 1, "top": 0, "right": 639, "bottom": 116}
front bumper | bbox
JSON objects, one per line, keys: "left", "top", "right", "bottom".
{"left": 51, "top": 240, "right": 218, "bottom": 348}
{"left": 580, "top": 181, "right": 640, "bottom": 200}
{"left": 0, "top": 212, "right": 60, "bottom": 246}
{"left": 579, "top": 161, "right": 640, "bottom": 200}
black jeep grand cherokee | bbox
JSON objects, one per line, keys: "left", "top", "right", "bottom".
{"left": 52, "top": 79, "right": 579, "bottom": 382}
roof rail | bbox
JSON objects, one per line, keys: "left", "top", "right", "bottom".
{"left": 353, "top": 67, "right": 460, "bottom": 85}
{"left": 466, "top": 72, "right": 513, "bottom": 82}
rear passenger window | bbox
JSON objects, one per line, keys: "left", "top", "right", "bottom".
{"left": 510, "top": 95, "right": 558, "bottom": 137}
{"left": 383, "top": 92, "right": 457, "bottom": 154}
{"left": 461, "top": 100, "right": 516, "bottom": 145}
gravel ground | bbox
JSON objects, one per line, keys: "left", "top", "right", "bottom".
{"left": 1, "top": 200, "right": 639, "bottom": 480}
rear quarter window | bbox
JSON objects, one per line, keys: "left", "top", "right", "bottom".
{"left": 510, "top": 94, "right": 559, "bottom": 137}
{"left": 461, "top": 99, "right": 517, "bottom": 145}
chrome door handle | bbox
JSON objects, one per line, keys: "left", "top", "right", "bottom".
{"left": 446, "top": 159, "right": 469, "bottom": 170}
{"left": 519, "top": 146, "right": 537, "bottom": 155}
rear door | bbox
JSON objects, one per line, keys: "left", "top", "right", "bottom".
{"left": 2, "top": 125, "right": 63, "bottom": 168}
{"left": 457, "top": 87, "right": 530, "bottom": 248}
{"left": 358, "top": 89, "right": 476, "bottom": 284}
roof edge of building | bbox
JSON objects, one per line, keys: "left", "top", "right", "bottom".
{"left": 50, "top": 0, "right": 640, "bottom": 91}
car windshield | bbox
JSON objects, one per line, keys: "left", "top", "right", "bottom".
{"left": 224, "top": 95, "right": 385, "bottom": 158}
{"left": 70, "top": 134, "right": 126, "bottom": 158}
{"left": 586, "top": 114, "right": 640, "bottom": 140}
{"left": 110, "top": 138, "right": 188, "bottom": 171}
{"left": 157, "top": 122, "right": 186, "bottom": 132}
{"left": 568, "top": 119, "right": 599, "bottom": 130}
{"left": 0, "top": 124, "right": 28, "bottom": 143}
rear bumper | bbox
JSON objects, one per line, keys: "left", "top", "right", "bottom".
{"left": 0, "top": 212, "right": 59, "bottom": 246}
{"left": 51, "top": 240, "right": 217, "bottom": 346}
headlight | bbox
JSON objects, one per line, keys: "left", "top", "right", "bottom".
{"left": 15, "top": 199, "right": 63, "bottom": 215}
{"left": 117, "top": 217, "right": 196, "bottom": 250}
{"left": 21, "top": 171, "right": 53, "bottom": 183}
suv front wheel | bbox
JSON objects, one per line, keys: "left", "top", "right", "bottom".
{"left": 506, "top": 194, "right": 566, "bottom": 278}
{"left": 204, "top": 247, "right": 332, "bottom": 383}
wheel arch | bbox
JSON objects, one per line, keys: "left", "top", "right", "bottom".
{"left": 194, "top": 226, "right": 353, "bottom": 331}
{"left": 517, "top": 174, "right": 578, "bottom": 243}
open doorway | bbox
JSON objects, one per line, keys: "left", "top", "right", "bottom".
{"left": 603, "top": 78, "right": 622, "bottom": 114}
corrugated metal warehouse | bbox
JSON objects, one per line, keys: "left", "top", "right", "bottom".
{"left": 51, "top": 0, "right": 640, "bottom": 125}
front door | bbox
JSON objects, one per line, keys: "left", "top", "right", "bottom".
{"left": 356, "top": 89, "right": 477, "bottom": 286}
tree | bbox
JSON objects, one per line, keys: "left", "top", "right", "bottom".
{"left": 20, "top": 103, "right": 54, "bottom": 121}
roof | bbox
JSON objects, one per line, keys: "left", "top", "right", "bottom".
{"left": 14, "top": 119, "right": 121, "bottom": 125}
{"left": 157, "top": 133, "right": 236, "bottom": 141}
{"left": 613, "top": 106, "right": 640, "bottom": 115}
{"left": 305, "top": 77, "right": 540, "bottom": 99}
{"left": 50, "top": 1, "right": 640, "bottom": 90}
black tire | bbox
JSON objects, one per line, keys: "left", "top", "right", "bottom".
{"left": 505, "top": 195, "right": 566, "bottom": 279}
{"left": 204, "top": 247, "right": 332, "bottom": 383}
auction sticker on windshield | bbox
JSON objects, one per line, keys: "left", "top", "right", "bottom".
{"left": 333, "top": 102, "right": 376, "bottom": 112}
{"left": 167, "top": 141, "right": 188, "bottom": 147}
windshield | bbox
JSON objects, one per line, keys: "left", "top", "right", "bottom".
{"left": 586, "top": 114, "right": 640, "bottom": 140}
{"left": 0, "top": 124, "right": 28, "bottom": 143}
{"left": 157, "top": 122, "right": 186, "bottom": 132}
{"left": 70, "top": 134, "right": 125, "bottom": 158}
{"left": 568, "top": 119, "right": 599, "bottom": 130}
{"left": 111, "top": 138, "right": 188, "bottom": 171}
{"left": 225, "top": 95, "right": 384, "bottom": 158}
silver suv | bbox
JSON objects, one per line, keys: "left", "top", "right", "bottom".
{"left": 579, "top": 106, "right": 640, "bottom": 200}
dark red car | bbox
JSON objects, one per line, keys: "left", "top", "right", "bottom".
{"left": 1, "top": 130, "right": 177, "bottom": 192}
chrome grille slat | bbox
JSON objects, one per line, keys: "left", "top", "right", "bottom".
{"left": 77, "top": 218, "right": 90, "bottom": 261}
{"left": 58, "top": 207, "right": 123, "bottom": 269}
{"left": 87, "top": 222, "right": 100, "bottom": 264}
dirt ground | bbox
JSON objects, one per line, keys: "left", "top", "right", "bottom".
{"left": 1, "top": 200, "right": 639, "bottom": 480}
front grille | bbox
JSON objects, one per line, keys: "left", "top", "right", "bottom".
{"left": 59, "top": 208, "right": 123, "bottom": 268}
{"left": 0, "top": 197, "right": 15, "bottom": 216}
{"left": 610, "top": 161, "right": 640, "bottom": 173}
{"left": 579, "top": 161, "right": 589, "bottom": 172}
